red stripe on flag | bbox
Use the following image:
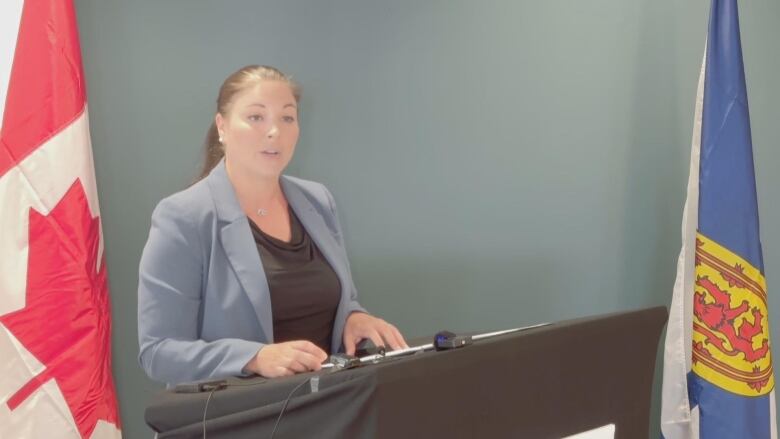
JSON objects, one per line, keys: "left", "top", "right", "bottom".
{"left": 6, "top": 369, "right": 50, "bottom": 411}
{"left": 0, "top": 0, "right": 86, "bottom": 179}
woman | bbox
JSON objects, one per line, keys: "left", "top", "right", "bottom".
{"left": 137, "top": 65, "right": 407, "bottom": 386}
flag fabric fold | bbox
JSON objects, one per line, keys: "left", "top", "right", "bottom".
{"left": 0, "top": 1, "right": 122, "bottom": 438}
{"left": 661, "top": 1, "right": 776, "bottom": 438}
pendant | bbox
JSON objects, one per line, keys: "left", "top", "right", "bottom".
{"left": 257, "top": 208, "right": 269, "bottom": 216}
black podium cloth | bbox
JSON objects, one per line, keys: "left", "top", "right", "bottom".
{"left": 145, "top": 306, "right": 667, "bottom": 438}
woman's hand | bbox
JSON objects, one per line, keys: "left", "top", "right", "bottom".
{"left": 343, "top": 312, "right": 409, "bottom": 355}
{"left": 244, "top": 341, "right": 328, "bottom": 378}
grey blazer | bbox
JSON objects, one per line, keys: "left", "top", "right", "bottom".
{"left": 137, "top": 160, "right": 365, "bottom": 386}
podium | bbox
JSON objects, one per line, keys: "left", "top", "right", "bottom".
{"left": 145, "top": 306, "right": 667, "bottom": 438}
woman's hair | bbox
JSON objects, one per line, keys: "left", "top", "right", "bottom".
{"left": 197, "top": 65, "right": 301, "bottom": 181}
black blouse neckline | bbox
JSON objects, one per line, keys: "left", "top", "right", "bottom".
{"left": 248, "top": 206, "right": 305, "bottom": 250}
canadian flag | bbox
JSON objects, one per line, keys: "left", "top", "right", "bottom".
{"left": 0, "top": 1, "right": 122, "bottom": 438}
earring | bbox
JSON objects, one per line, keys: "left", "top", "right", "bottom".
{"left": 218, "top": 134, "right": 224, "bottom": 143}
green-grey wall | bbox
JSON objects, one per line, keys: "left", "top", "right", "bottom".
{"left": 74, "top": 1, "right": 780, "bottom": 437}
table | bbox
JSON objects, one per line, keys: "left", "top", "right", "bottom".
{"left": 145, "top": 306, "right": 667, "bottom": 438}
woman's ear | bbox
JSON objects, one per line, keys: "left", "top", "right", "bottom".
{"left": 215, "top": 113, "right": 225, "bottom": 138}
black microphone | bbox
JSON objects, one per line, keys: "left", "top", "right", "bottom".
{"left": 173, "top": 378, "right": 227, "bottom": 393}
{"left": 433, "top": 330, "right": 472, "bottom": 351}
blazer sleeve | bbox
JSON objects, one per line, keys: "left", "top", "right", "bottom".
{"left": 321, "top": 184, "right": 367, "bottom": 318}
{"left": 137, "top": 198, "right": 263, "bottom": 385}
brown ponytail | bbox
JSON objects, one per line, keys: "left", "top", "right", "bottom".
{"left": 198, "top": 121, "right": 224, "bottom": 182}
{"left": 195, "top": 65, "right": 301, "bottom": 181}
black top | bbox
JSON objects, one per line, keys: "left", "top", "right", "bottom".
{"left": 248, "top": 208, "right": 341, "bottom": 354}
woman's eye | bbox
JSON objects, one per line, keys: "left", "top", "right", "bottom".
{"left": 282, "top": 116, "right": 296, "bottom": 123}
{"left": 248, "top": 114, "right": 263, "bottom": 122}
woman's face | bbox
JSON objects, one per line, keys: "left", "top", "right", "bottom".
{"left": 216, "top": 80, "right": 299, "bottom": 180}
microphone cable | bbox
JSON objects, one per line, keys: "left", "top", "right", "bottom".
{"left": 196, "top": 379, "right": 274, "bottom": 439}
{"left": 270, "top": 377, "right": 312, "bottom": 439}
{"left": 201, "top": 385, "right": 219, "bottom": 439}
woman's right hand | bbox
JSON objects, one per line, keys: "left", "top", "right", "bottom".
{"left": 244, "top": 341, "right": 328, "bottom": 378}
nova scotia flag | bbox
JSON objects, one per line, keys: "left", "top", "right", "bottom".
{"left": 660, "top": 1, "right": 777, "bottom": 438}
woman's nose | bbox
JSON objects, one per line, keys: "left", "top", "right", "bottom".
{"left": 267, "top": 124, "right": 279, "bottom": 138}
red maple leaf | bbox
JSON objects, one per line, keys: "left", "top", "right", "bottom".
{"left": 0, "top": 179, "right": 120, "bottom": 438}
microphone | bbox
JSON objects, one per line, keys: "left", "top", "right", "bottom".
{"left": 329, "top": 353, "right": 361, "bottom": 370}
{"left": 433, "top": 330, "right": 472, "bottom": 351}
{"left": 173, "top": 378, "right": 228, "bottom": 393}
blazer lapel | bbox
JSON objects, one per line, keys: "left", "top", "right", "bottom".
{"left": 219, "top": 222, "right": 274, "bottom": 341}
{"left": 206, "top": 161, "right": 273, "bottom": 342}
{"left": 281, "top": 177, "right": 352, "bottom": 350}
{"left": 282, "top": 178, "right": 349, "bottom": 282}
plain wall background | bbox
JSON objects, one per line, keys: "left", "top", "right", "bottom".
{"left": 73, "top": 1, "right": 780, "bottom": 437}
